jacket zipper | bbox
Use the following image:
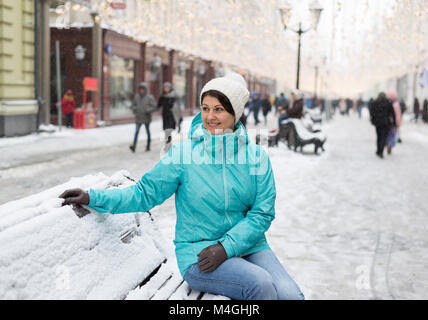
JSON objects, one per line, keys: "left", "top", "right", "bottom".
{"left": 221, "top": 140, "right": 233, "bottom": 226}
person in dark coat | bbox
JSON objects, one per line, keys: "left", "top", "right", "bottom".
{"left": 399, "top": 98, "right": 406, "bottom": 114}
{"left": 422, "top": 98, "right": 428, "bottom": 123}
{"left": 413, "top": 98, "right": 420, "bottom": 122}
{"left": 158, "top": 82, "right": 177, "bottom": 152}
{"left": 261, "top": 94, "right": 272, "bottom": 125}
{"left": 357, "top": 98, "right": 364, "bottom": 119}
{"left": 249, "top": 91, "right": 262, "bottom": 125}
{"left": 345, "top": 98, "right": 353, "bottom": 116}
{"left": 130, "top": 82, "right": 157, "bottom": 152}
{"left": 288, "top": 91, "right": 304, "bottom": 119}
{"left": 369, "top": 92, "right": 396, "bottom": 158}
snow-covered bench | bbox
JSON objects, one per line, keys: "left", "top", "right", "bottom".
{"left": 280, "top": 119, "right": 326, "bottom": 154}
{"left": 0, "top": 171, "right": 227, "bottom": 300}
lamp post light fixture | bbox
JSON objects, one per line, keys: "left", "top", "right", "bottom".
{"left": 178, "top": 61, "right": 187, "bottom": 74}
{"left": 198, "top": 64, "right": 206, "bottom": 76}
{"left": 278, "top": 1, "right": 323, "bottom": 90}
{"left": 75, "top": 45, "right": 86, "bottom": 61}
{"left": 150, "top": 55, "right": 162, "bottom": 81}
{"left": 153, "top": 55, "right": 162, "bottom": 69}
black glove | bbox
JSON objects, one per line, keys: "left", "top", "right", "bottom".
{"left": 197, "top": 242, "right": 227, "bottom": 273}
{"left": 59, "top": 188, "right": 90, "bottom": 206}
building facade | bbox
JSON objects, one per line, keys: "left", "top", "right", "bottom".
{"left": 1, "top": 0, "right": 277, "bottom": 137}
{"left": 0, "top": 0, "right": 38, "bottom": 137}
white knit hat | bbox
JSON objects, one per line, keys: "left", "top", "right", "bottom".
{"left": 200, "top": 72, "right": 250, "bottom": 124}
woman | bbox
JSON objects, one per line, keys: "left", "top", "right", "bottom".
{"left": 288, "top": 91, "right": 304, "bottom": 119}
{"left": 59, "top": 73, "right": 304, "bottom": 300}
{"left": 158, "top": 82, "right": 177, "bottom": 152}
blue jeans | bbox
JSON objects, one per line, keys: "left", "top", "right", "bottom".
{"left": 132, "top": 123, "right": 150, "bottom": 150}
{"left": 184, "top": 249, "right": 304, "bottom": 300}
{"left": 253, "top": 107, "right": 260, "bottom": 125}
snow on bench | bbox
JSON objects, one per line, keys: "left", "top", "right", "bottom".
{"left": 0, "top": 170, "right": 227, "bottom": 300}
{"left": 282, "top": 118, "right": 325, "bottom": 141}
{"left": 280, "top": 118, "right": 326, "bottom": 154}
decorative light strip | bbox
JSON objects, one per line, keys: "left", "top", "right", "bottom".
{"left": 55, "top": 0, "right": 428, "bottom": 97}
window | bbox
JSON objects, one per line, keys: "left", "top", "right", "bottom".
{"left": 110, "top": 55, "right": 135, "bottom": 118}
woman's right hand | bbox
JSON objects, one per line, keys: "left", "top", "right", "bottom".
{"left": 59, "top": 188, "right": 90, "bottom": 206}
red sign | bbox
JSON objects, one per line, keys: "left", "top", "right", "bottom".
{"left": 83, "top": 77, "right": 98, "bottom": 91}
{"left": 110, "top": 2, "right": 126, "bottom": 10}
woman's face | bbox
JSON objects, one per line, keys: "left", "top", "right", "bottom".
{"left": 201, "top": 95, "right": 235, "bottom": 135}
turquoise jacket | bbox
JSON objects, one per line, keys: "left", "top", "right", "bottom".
{"left": 88, "top": 113, "right": 276, "bottom": 277}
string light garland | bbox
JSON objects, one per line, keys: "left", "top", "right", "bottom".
{"left": 55, "top": 0, "right": 428, "bottom": 97}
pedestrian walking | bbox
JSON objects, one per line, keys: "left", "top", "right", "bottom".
{"left": 61, "top": 90, "right": 76, "bottom": 128}
{"left": 339, "top": 98, "right": 346, "bottom": 116}
{"left": 386, "top": 89, "right": 402, "bottom": 155}
{"left": 413, "top": 98, "right": 420, "bottom": 122}
{"left": 172, "top": 98, "right": 183, "bottom": 133}
{"left": 249, "top": 91, "right": 262, "bottom": 125}
{"left": 320, "top": 98, "right": 325, "bottom": 114}
{"left": 369, "top": 92, "right": 396, "bottom": 159}
{"left": 397, "top": 98, "right": 406, "bottom": 143}
{"left": 261, "top": 93, "right": 272, "bottom": 125}
{"left": 357, "top": 97, "right": 364, "bottom": 119}
{"left": 399, "top": 98, "right": 407, "bottom": 115}
{"left": 59, "top": 72, "right": 304, "bottom": 301}
{"left": 130, "top": 82, "right": 156, "bottom": 153}
{"left": 422, "top": 98, "right": 428, "bottom": 123}
{"left": 345, "top": 98, "right": 353, "bottom": 116}
{"left": 158, "top": 82, "right": 177, "bottom": 153}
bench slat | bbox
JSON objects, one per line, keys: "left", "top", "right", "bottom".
{"left": 151, "top": 275, "right": 183, "bottom": 300}
{"left": 168, "top": 281, "right": 192, "bottom": 300}
{"left": 125, "top": 261, "right": 172, "bottom": 300}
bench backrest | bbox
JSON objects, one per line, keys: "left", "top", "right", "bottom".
{"left": 282, "top": 119, "right": 325, "bottom": 141}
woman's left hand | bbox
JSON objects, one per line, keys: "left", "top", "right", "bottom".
{"left": 197, "top": 243, "right": 227, "bottom": 273}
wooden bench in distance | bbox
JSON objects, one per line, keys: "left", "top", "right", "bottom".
{"left": 276, "top": 118, "right": 326, "bottom": 154}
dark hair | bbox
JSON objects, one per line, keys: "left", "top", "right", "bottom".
{"left": 201, "top": 90, "right": 235, "bottom": 117}
{"left": 377, "top": 92, "right": 386, "bottom": 100}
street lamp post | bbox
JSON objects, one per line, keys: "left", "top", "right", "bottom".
{"left": 278, "top": 1, "right": 323, "bottom": 90}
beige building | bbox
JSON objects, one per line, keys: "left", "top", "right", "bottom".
{"left": 0, "top": 0, "right": 39, "bottom": 137}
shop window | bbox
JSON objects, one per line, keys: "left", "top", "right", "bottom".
{"left": 174, "top": 68, "right": 187, "bottom": 110}
{"left": 110, "top": 55, "right": 135, "bottom": 118}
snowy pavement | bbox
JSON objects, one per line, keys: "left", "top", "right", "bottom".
{"left": 1, "top": 110, "right": 428, "bottom": 299}
{"left": 267, "top": 112, "right": 428, "bottom": 299}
